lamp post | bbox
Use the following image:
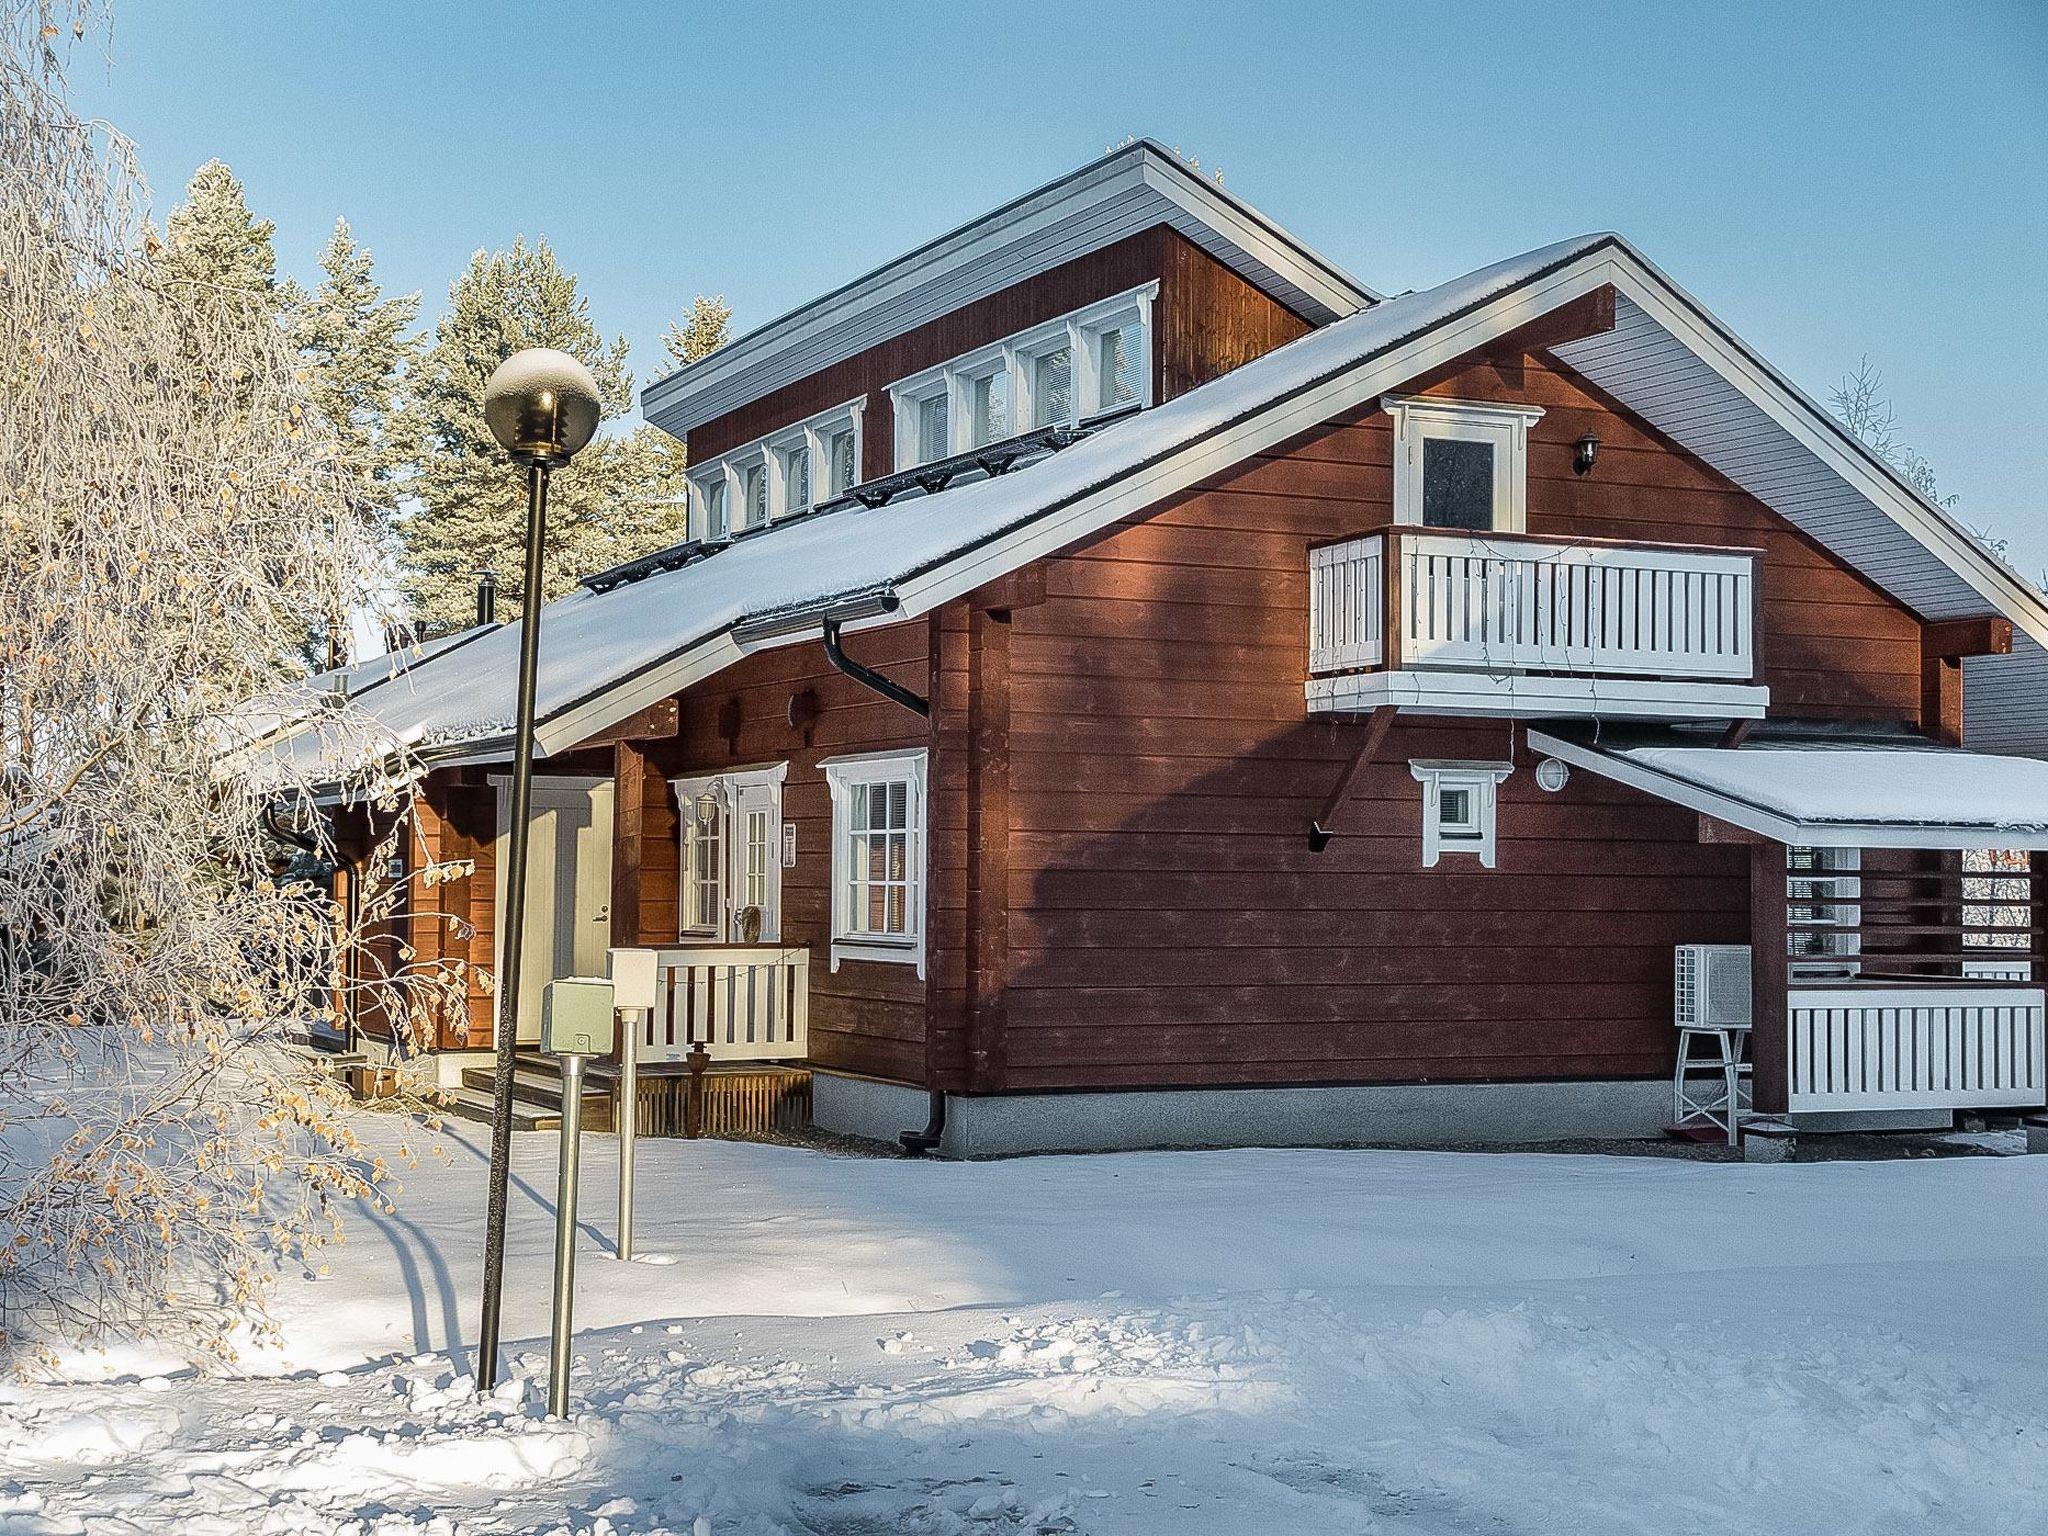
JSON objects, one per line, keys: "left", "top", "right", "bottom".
{"left": 474, "top": 347, "right": 601, "bottom": 1393}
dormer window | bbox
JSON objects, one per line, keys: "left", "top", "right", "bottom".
{"left": 1385, "top": 396, "right": 1545, "bottom": 534}
{"left": 688, "top": 396, "right": 865, "bottom": 541}
{"left": 890, "top": 282, "right": 1157, "bottom": 469}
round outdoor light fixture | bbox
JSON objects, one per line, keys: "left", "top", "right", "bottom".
{"left": 483, "top": 348, "right": 602, "bottom": 466}
{"left": 1535, "top": 757, "right": 1571, "bottom": 793}
{"left": 1573, "top": 432, "right": 1600, "bottom": 476}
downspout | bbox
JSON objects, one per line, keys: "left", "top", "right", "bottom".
{"left": 816, "top": 605, "right": 942, "bottom": 1153}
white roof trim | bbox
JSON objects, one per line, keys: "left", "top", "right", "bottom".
{"left": 1529, "top": 728, "right": 2048, "bottom": 850}
{"left": 1576, "top": 257, "right": 2048, "bottom": 651}
{"left": 642, "top": 140, "right": 1375, "bottom": 440}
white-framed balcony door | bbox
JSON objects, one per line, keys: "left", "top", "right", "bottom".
{"left": 491, "top": 775, "right": 615, "bottom": 1045}
{"left": 672, "top": 763, "right": 788, "bottom": 947}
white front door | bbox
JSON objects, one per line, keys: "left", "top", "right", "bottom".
{"left": 673, "top": 764, "right": 786, "bottom": 946}
{"left": 494, "top": 777, "right": 615, "bottom": 1044}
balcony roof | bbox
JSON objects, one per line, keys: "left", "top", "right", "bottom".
{"left": 1531, "top": 723, "right": 2048, "bottom": 849}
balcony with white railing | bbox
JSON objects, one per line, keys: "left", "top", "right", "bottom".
{"left": 635, "top": 945, "right": 811, "bottom": 1065}
{"left": 1305, "top": 527, "right": 1771, "bottom": 719}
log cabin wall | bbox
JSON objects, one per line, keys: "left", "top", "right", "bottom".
{"left": 986, "top": 345, "right": 1933, "bottom": 1093}
{"left": 619, "top": 620, "right": 934, "bottom": 1083}
{"left": 684, "top": 226, "right": 1313, "bottom": 480}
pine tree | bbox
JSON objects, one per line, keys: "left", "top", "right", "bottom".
{"left": 288, "top": 218, "right": 419, "bottom": 539}
{"left": 393, "top": 237, "right": 684, "bottom": 631}
{"left": 660, "top": 292, "right": 733, "bottom": 371}
{"left": 157, "top": 159, "right": 280, "bottom": 308}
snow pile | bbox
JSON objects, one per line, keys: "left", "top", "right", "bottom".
{"left": 5, "top": 1127, "right": 2048, "bottom": 1532}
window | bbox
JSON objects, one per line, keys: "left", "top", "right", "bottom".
{"left": 969, "top": 365, "right": 1011, "bottom": 447}
{"left": 680, "top": 794, "right": 723, "bottom": 937}
{"left": 702, "top": 476, "right": 729, "bottom": 541}
{"left": 687, "top": 397, "right": 865, "bottom": 541}
{"left": 739, "top": 458, "right": 768, "bottom": 532}
{"left": 822, "top": 748, "right": 928, "bottom": 974}
{"left": 917, "top": 391, "right": 950, "bottom": 463}
{"left": 780, "top": 441, "right": 812, "bottom": 517}
{"left": 1029, "top": 345, "right": 1072, "bottom": 429}
{"left": 888, "top": 282, "right": 1157, "bottom": 469}
{"left": 1385, "top": 396, "right": 1544, "bottom": 534}
{"left": 1787, "top": 846, "right": 1861, "bottom": 977}
{"left": 1090, "top": 317, "right": 1147, "bottom": 411}
{"left": 1410, "top": 760, "right": 1513, "bottom": 869}
{"left": 825, "top": 426, "right": 857, "bottom": 497}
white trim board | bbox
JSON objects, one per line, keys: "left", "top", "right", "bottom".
{"left": 1528, "top": 728, "right": 2048, "bottom": 851}
{"left": 1309, "top": 672, "right": 1770, "bottom": 721}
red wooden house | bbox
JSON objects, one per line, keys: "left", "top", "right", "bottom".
{"left": 277, "top": 141, "right": 2048, "bottom": 1154}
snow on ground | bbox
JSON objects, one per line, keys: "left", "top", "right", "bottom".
{"left": 5, "top": 1122, "right": 2048, "bottom": 1534}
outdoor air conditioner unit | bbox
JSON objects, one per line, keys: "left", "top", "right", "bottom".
{"left": 1675, "top": 944, "right": 1752, "bottom": 1030}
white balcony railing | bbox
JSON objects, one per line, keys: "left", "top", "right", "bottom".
{"left": 639, "top": 945, "right": 810, "bottom": 1064}
{"left": 1308, "top": 528, "right": 1760, "bottom": 682}
{"left": 1787, "top": 984, "right": 2046, "bottom": 1112}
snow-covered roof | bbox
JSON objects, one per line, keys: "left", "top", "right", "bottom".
{"left": 268, "top": 227, "right": 2048, "bottom": 785}
{"left": 1530, "top": 725, "right": 2048, "bottom": 849}
{"left": 641, "top": 139, "right": 1378, "bottom": 440}
{"left": 273, "top": 233, "right": 1609, "bottom": 781}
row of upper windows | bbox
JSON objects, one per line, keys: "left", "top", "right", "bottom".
{"left": 684, "top": 283, "right": 1158, "bottom": 542}
{"left": 888, "top": 282, "right": 1157, "bottom": 469}
{"left": 687, "top": 397, "right": 865, "bottom": 543}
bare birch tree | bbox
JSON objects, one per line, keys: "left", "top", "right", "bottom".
{"left": 0, "top": 0, "right": 460, "bottom": 1367}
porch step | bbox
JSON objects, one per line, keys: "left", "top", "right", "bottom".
{"left": 431, "top": 1083, "right": 559, "bottom": 1133}
{"left": 451, "top": 1055, "right": 612, "bottom": 1133}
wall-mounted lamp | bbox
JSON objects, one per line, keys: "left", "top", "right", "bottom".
{"left": 1535, "top": 757, "right": 1571, "bottom": 793}
{"left": 1573, "top": 433, "right": 1599, "bottom": 476}
{"left": 694, "top": 791, "right": 719, "bottom": 827}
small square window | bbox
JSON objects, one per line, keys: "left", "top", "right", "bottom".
{"left": 1410, "top": 761, "right": 1512, "bottom": 869}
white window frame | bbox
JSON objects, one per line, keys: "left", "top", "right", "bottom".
{"left": 1410, "top": 760, "right": 1513, "bottom": 869}
{"left": 687, "top": 396, "right": 866, "bottom": 541}
{"left": 1385, "top": 396, "right": 1544, "bottom": 535}
{"left": 670, "top": 762, "right": 788, "bottom": 943}
{"left": 888, "top": 282, "right": 1157, "bottom": 470}
{"left": 822, "top": 747, "right": 928, "bottom": 976}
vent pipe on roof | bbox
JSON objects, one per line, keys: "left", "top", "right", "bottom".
{"left": 476, "top": 569, "right": 498, "bottom": 627}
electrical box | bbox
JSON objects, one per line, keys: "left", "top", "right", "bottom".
{"left": 541, "top": 977, "right": 616, "bottom": 1057}
{"left": 606, "top": 947, "right": 658, "bottom": 1013}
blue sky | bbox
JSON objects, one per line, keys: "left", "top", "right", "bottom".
{"left": 72, "top": 1, "right": 2048, "bottom": 573}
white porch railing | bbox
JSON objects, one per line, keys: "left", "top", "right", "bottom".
{"left": 640, "top": 945, "right": 810, "bottom": 1064}
{"left": 1787, "top": 985, "right": 2046, "bottom": 1112}
{"left": 1307, "top": 529, "right": 1759, "bottom": 681}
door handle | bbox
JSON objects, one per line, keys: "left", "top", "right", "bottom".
{"left": 593, "top": 905, "right": 609, "bottom": 922}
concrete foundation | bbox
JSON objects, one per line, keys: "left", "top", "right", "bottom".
{"left": 811, "top": 1072, "right": 1672, "bottom": 1158}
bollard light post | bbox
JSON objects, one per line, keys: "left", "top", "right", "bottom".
{"left": 538, "top": 976, "right": 615, "bottom": 1420}
{"left": 474, "top": 348, "right": 602, "bottom": 1393}
{"left": 606, "top": 947, "right": 660, "bottom": 1261}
